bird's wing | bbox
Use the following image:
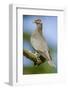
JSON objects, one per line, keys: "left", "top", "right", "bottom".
{"left": 48, "top": 49, "right": 52, "bottom": 60}
{"left": 31, "top": 30, "right": 48, "bottom": 51}
{"left": 31, "top": 30, "right": 52, "bottom": 61}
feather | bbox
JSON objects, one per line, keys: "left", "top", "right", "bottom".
{"left": 31, "top": 19, "right": 53, "bottom": 66}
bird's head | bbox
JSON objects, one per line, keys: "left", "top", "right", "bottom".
{"left": 33, "top": 19, "right": 42, "bottom": 24}
{"left": 33, "top": 19, "right": 42, "bottom": 31}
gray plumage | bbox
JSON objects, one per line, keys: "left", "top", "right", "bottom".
{"left": 31, "top": 19, "right": 55, "bottom": 66}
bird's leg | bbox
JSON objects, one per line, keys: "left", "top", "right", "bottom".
{"left": 34, "top": 52, "right": 42, "bottom": 65}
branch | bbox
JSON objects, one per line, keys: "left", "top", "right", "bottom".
{"left": 23, "top": 49, "right": 57, "bottom": 70}
{"left": 23, "top": 49, "right": 45, "bottom": 65}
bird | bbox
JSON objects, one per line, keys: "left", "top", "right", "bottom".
{"left": 30, "top": 19, "right": 55, "bottom": 67}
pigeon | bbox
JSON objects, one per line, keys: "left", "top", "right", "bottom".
{"left": 30, "top": 19, "right": 55, "bottom": 67}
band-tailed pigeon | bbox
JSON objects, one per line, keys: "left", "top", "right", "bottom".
{"left": 31, "top": 19, "right": 55, "bottom": 67}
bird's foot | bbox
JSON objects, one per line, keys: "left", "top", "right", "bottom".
{"left": 34, "top": 59, "right": 42, "bottom": 66}
{"left": 34, "top": 52, "right": 39, "bottom": 56}
{"left": 34, "top": 52, "right": 42, "bottom": 66}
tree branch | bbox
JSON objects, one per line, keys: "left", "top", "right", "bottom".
{"left": 23, "top": 49, "right": 45, "bottom": 65}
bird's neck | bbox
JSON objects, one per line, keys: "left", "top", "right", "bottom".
{"left": 36, "top": 24, "right": 42, "bottom": 34}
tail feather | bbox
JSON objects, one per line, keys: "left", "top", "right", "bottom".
{"left": 48, "top": 60, "right": 56, "bottom": 67}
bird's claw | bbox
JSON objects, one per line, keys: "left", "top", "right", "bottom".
{"left": 34, "top": 54, "right": 42, "bottom": 66}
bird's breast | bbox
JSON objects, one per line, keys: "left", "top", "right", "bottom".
{"left": 31, "top": 30, "right": 48, "bottom": 52}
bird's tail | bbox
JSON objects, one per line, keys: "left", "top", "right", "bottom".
{"left": 48, "top": 60, "right": 56, "bottom": 67}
